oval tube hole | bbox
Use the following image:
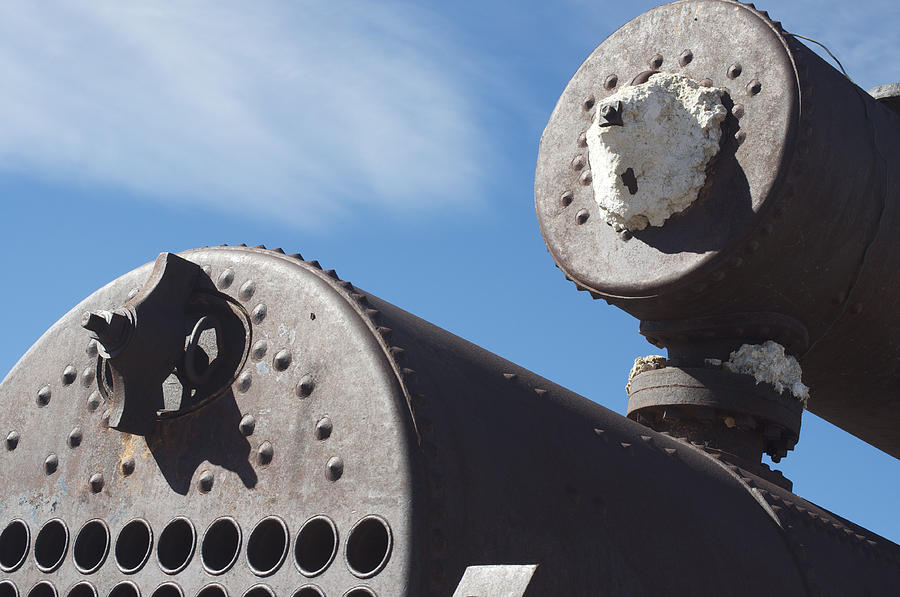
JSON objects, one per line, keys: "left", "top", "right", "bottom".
{"left": 294, "top": 516, "right": 337, "bottom": 577}
{"left": 108, "top": 582, "right": 140, "bottom": 597}
{"left": 157, "top": 518, "right": 195, "bottom": 574}
{"left": 292, "top": 587, "right": 325, "bottom": 597}
{"left": 73, "top": 519, "right": 110, "bottom": 574}
{"left": 0, "top": 580, "right": 18, "bottom": 597}
{"left": 149, "top": 585, "right": 182, "bottom": 597}
{"left": 246, "top": 517, "right": 288, "bottom": 577}
{"left": 195, "top": 586, "right": 227, "bottom": 597}
{"left": 0, "top": 520, "right": 30, "bottom": 572}
{"left": 345, "top": 516, "right": 392, "bottom": 578}
{"left": 65, "top": 583, "right": 97, "bottom": 597}
{"left": 34, "top": 519, "right": 68, "bottom": 572}
{"left": 342, "top": 589, "right": 376, "bottom": 597}
{"left": 115, "top": 519, "right": 153, "bottom": 574}
{"left": 200, "top": 517, "right": 241, "bottom": 575}
{"left": 27, "top": 583, "right": 56, "bottom": 597}
{"left": 240, "top": 587, "right": 273, "bottom": 597}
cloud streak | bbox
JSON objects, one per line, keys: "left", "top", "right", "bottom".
{"left": 0, "top": 1, "right": 490, "bottom": 226}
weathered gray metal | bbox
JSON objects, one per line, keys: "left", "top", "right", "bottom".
{"left": 3, "top": 1, "right": 900, "bottom": 596}
{"left": 451, "top": 565, "right": 537, "bottom": 597}
{"left": 535, "top": 0, "right": 900, "bottom": 461}
{"left": 2, "top": 245, "right": 899, "bottom": 597}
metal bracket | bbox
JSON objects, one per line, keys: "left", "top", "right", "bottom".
{"left": 452, "top": 565, "right": 538, "bottom": 597}
{"left": 84, "top": 252, "right": 201, "bottom": 435}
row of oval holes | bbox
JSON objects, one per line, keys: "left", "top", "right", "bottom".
{"left": 0, "top": 516, "right": 391, "bottom": 580}
{"left": 0, "top": 580, "right": 376, "bottom": 597}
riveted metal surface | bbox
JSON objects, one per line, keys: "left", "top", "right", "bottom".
{"left": 535, "top": 0, "right": 799, "bottom": 298}
{"left": 739, "top": 467, "right": 900, "bottom": 596}
{"left": 4, "top": 242, "right": 900, "bottom": 594}
{"left": 537, "top": 0, "right": 900, "bottom": 461}
{"left": 0, "top": 247, "right": 419, "bottom": 597}
{"left": 363, "top": 291, "right": 815, "bottom": 595}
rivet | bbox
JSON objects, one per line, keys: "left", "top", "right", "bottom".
{"left": 45, "top": 453, "right": 59, "bottom": 475}
{"left": 239, "top": 414, "right": 256, "bottom": 436}
{"left": 503, "top": 373, "right": 517, "bottom": 381}
{"left": 641, "top": 435, "right": 653, "bottom": 444}
{"left": 727, "top": 63, "right": 742, "bottom": 79}
{"left": 747, "top": 79, "right": 762, "bottom": 95}
{"left": 101, "top": 409, "right": 111, "bottom": 429}
{"left": 649, "top": 53, "right": 663, "bottom": 69}
{"left": 678, "top": 49, "right": 693, "bottom": 66}
{"left": 121, "top": 457, "right": 135, "bottom": 476}
{"left": 37, "top": 385, "right": 51, "bottom": 407}
{"left": 576, "top": 209, "right": 590, "bottom": 225}
{"left": 315, "top": 417, "right": 333, "bottom": 440}
{"left": 236, "top": 371, "right": 252, "bottom": 393}
{"left": 580, "top": 170, "right": 593, "bottom": 185}
{"left": 273, "top": 349, "right": 292, "bottom": 371}
{"left": 583, "top": 95, "right": 595, "bottom": 111}
{"left": 700, "top": 78, "right": 713, "bottom": 87}
{"left": 534, "top": 388, "right": 548, "bottom": 397}
{"left": 217, "top": 268, "right": 235, "bottom": 289}
{"left": 577, "top": 131, "right": 588, "bottom": 147}
{"left": 571, "top": 155, "right": 586, "bottom": 171}
{"left": 198, "top": 470, "right": 214, "bottom": 493}
{"left": 89, "top": 473, "right": 104, "bottom": 493}
{"left": 560, "top": 190, "right": 574, "bottom": 207}
{"left": 732, "top": 104, "right": 745, "bottom": 119}
{"left": 736, "top": 131, "right": 747, "bottom": 145}
{"left": 6, "top": 431, "right": 19, "bottom": 450}
{"left": 251, "top": 303, "right": 267, "bottom": 324}
{"left": 664, "top": 447, "right": 677, "bottom": 456}
{"left": 603, "top": 74, "right": 618, "bottom": 89}
{"left": 251, "top": 340, "right": 268, "bottom": 361}
{"left": 126, "top": 287, "right": 140, "bottom": 300}
{"left": 619, "top": 229, "right": 632, "bottom": 241}
{"left": 325, "top": 457, "right": 344, "bottom": 481}
{"left": 86, "top": 340, "right": 99, "bottom": 357}
{"left": 296, "top": 375, "right": 315, "bottom": 398}
{"left": 87, "top": 391, "right": 102, "bottom": 412}
{"left": 68, "top": 427, "right": 83, "bottom": 448}
{"left": 257, "top": 441, "right": 274, "bottom": 466}
{"left": 238, "top": 280, "right": 256, "bottom": 302}
{"left": 81, "top": 367, "right": 95, "bottom": 388}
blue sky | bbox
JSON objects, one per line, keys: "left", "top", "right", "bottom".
{"left": 2, "top": 0, "right": 900, "bottom": 543}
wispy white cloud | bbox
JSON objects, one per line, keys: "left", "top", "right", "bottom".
{"left": 0, "top": 1, "right": 490, "bottom": 226}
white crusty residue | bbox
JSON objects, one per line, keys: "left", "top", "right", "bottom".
{"left": 585, "top": 73, "right": 727, "bottom": 231}
{"left": 723, "top": 341, "right": 809, "bottom": 403}
{"left": 626, "top": 355, "right": 667, "bottom": 395}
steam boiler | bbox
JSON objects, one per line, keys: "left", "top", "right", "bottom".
{"left": 3, "top": 1, "right": 900, "bottom": 595}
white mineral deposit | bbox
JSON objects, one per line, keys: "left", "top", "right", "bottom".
{"left": 723, "top": 340, "right": 810, "bottom": 403}
{"left": 585, "top": 73, "right": 727, "bottom": 231}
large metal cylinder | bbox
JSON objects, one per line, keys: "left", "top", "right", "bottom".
{"left": 534, "top": 0, "right": 900, "bottom": 459}
{"left": 2, "top": 246, "right": 898, "bottom": 596}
